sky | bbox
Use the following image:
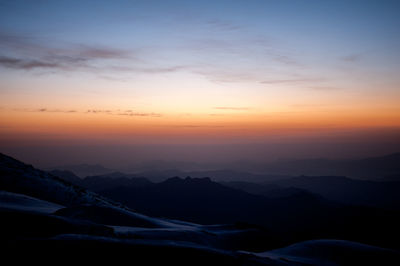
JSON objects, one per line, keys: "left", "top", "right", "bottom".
{"left": 0, "top": 0, "right": 399, "bottom": 168}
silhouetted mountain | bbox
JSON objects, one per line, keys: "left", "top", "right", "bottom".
{"left": 265, "top": 175, "right": 400, "bottom": 210}
{"left": 135, "top": 169, "right": 291, "bottom": 182}
{"left": 0, "top": 153, "right": 119, "bottom": 207}
{"left": 47, "top": 163, "right": 114, "bottom": 177}
{"left": 49, "top": 169, "right": 83, "bottom": 185}
{"left": 100, "top": 176, "right": 333, "bottom": 234}
{"left": 128, "top": 153, "right": 400, "bottom": 183}
{"left": 0, "top": 152, "right": 284, "bottom": 264}
{"left": 81, "top": 172, "right": 153, "bottom": 192}
{"left": 222, "top": 181, "right": 308, "bottom": 198}
{"left": 248, "top": 153, "right": 400, "bottom": 179}
{"left": 99, "top": 175, "right": 400, "bottom": 250}
{"left": 2, "top": 152, "right": 400, "bottom": 264}
{"left": 360, "top": 153, "right": 400, "bottom": 174}
{"left": 129, "top": 160, "right": 205, "bottom": 172}
{"left": 50, "top": 171, "right": 154, "bottom": 192}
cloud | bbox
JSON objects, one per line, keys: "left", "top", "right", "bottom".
{"left": 206, "top": 19, "right": 242, "bottom": 32}
{"left": 111, "top": 65, "right": 188, "bottom": 74}
{"left": 10, "top": 107, "right": 162, "bottom": 117}
{"left": 0, "top": 49, "right": 186, "bottom": 75}
{"left": 0, "top": 56, "right": 61, "bottom": 70}
{"left": 309, "top": 86, "right": 342, "bottom": 91}
{"left": 36, "top": 108, "right": 77, "bottom": 113}
{"left": 341, "top": 53, "right": 362, "bottom": 62}
{"left": 116, "top": 112, "right": 162, "bottom": 117}
{"left": 260, "top": 78, "right": 326, "bottom": 84}
{"left": 208, "top": 113, "right": 225, "bottom": 116}
{"left": 214, "top": 107, "right": 250, "bottom": 111}
{"left": 0, "top": 31, "right": 190, "bottom": 77}
{"left": 0, "top": 30, "right": 312, "bottom": 85}
{"left": 273, "top": 54, "right": 300, "bottom": 66}
{"left": 0, "top": 32, "right": 136, "bottom": 72}
{"left": 0, "top": 32, "right": 42, "bottom": 52}
{"left": 183, "top": 35, "right": 304, "bottom": 83}
{"left": 9, "top": 108, "right": 77, "bottom": 113}
{"left": 86, "top": 109, "right": 112, "bottom": 114}
{"left": 0, "top": 29, "right": 305, "bottom": 83}
{"left": 86, "top": 109, "right": 162, "bottom": 117}
{"left": 290, "top": 104, "right": 328, "bottom": 109}
{"left": 76, "top": 45, "right": 129, "bottom": 60}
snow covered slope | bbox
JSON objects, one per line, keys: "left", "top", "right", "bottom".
{"left": 243, "top": 239, "right": 399, "bottom": 265}
{"left": 0, "top": 190, "right": 63, "bottom": 213}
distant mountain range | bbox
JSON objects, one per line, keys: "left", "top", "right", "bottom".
{"left": 222, "top": 176, "right": 400, "bottom": 210}
{"left": 253, "top": 153, "right": 400, "bottom": 179}
{"left": 48, "top": 152, "right": 400, "bottom": 182}
{"left": 48, "top": 165, "right": 400, "bottom": 250}
{"left": 177, "top": 153, "right": 400, "bottom": 180}
{"left": 50, "top": 156, "right": 400, "bottom": 211}
{"left": 47, "top": 164, "right": 115, "bottom": 177}
{"left": 0, "top": 152, "right": 279, "bottom": 264}
{"left": 2, "top": 152, "right": 400, "bottom": 264}
{"left": 128, "top": 152, "right": 400, "bottom": 180}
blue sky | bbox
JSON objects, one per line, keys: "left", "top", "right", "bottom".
{"left": 1, "top": 0, "right": 400, "bottom": 165}
{"left": 1, "top": 0, "right": 399, "bottom": 108}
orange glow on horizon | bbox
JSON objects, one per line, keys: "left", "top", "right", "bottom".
{"left": 2, "top": 105, "right": 400, "bottom": 145}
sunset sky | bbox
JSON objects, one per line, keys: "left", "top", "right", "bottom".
{"left": 1, "top": 0, "right": 399, "bottom": 167}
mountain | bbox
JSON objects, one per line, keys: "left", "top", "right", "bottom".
{"left": 47, "top": 163, "right": 114, "bottom": 177}
{"left": 222, "top": 181, "right": 308, "bottom": 198}
{"left": 249, "top": 153, "right": 400, "bottom": 179}
{"left": 2, "top": 152, "right": 400, "bottom": 264}
{"left": 134, "top": 169, "right": 291, "bottom": 183}
{"left": 49, "top": 166, "right": 400, "bottom": 249}
{"left": 50, "top": 170, "right": 154, "bottom": 192}
{"left": 80, "top": 172, "right": 154, "bottom": 192}
{"left": 124, "top": 153, "right": 400, "bottom": 182}
{"left": 0, "top": 153, "right": 118, "bottom": 207}
{"left": 49, "top": 169, "right": 84, "bottom": 185}
{"left": 99, "top": 176, "right": 329, "bottom": 225}
{"left": 265, "top": 175, "right": 400, "bottom": 210}
{"left": 98, "top": 175, "right": 400, "bottom": 250}
{"left": 49, "top": 152, "right": 400, "bottom": 182}
{"left": 0, "top": 152, "right": 293, "bottom": 264}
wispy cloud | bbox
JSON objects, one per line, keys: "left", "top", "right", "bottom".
{"left": 0, "top": 27, "right": 309, "bottom": 85}
{"left": 37, "top": 108, "right": 77, "bottom": 113}
{"left": 260, "top": 78, "right": 326, "bottom": 84}
{"left": 86, "top": 109, "right": 162, "bottom": 117}
{"left": 309, "top": 86, "right": 342, "bottom": 91}
{"left": 206, "top": 19, "right": 242, "bottom": 32}
{"left": 10, "top": 107, "right": 161, "bottom": 117}
{"left": 111, "top": 65, "right": 188, "bottom": 74}
{"left": 75, "top": 45, "right": 129, "bottom": 60}
{"left": 341, "top": 53, "right": 362, "bottom": 62}
{"left": 0, "top": 56, "right": 61, "bottom": 70}
{"left": 86, "top": 109, "right": 112, "bottom": 114}
{"left": 11, "top": 108, "right": 78, "bottom": 113}
{"left": 0, "top": 31, "right": 186, "bottom": 75}
{"left": 0, "top": 45, "right": 131, "bottom": 71}
{"left": 0, "top": 29, "right": 315, "bottom": 86}
{"left": 214, "top": 107, "right": 250, "bottom": 111}
{"left": 183, "top": 34, "right": 304, "bottom": 83}
{"left": 116, "top": 111, "right": 162, "bottom": 117}
{"left": 290, "top": 103, "right": 329, "bottom": 109}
